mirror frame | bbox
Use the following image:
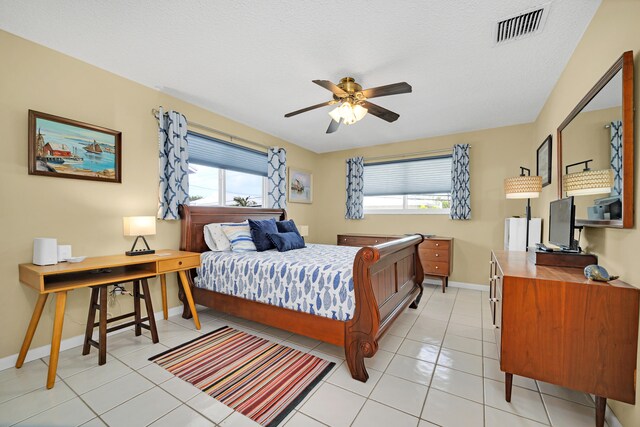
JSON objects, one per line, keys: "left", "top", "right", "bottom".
{"left": 557, "top": 50, "right": 635, "bottom": 228}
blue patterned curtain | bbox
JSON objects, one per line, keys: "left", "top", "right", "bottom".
{"left": 450, "top": 144, "right": 471, "bottom": 220}
{"left": 610, "top": 121, "right": 622, "bottom": 197}
{"left": 267, "top": 147, "right": 287, "bottom": 209}
{"left": 345, "top": 157, "right": 364, "bottom": 219}
{"left": 157, "top": 108, "right": 190, "bottom": 220}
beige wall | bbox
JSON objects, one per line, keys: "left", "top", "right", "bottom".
{"left": 314, "top": 123, "right": 534, "bottom": 285}
{"left": 0, "top": 30, "right": 320, "bottom": 359}
{"left": 530, "top": 1, "right": 640, "bottom": 425}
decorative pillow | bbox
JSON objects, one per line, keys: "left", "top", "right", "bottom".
{"left": 221, "top": 222, "right": 257, "bottom": 252}
{"left": 203, "top": 223, "right": 231, "bottom": 252}
{"left": 276, "top": 219, "right": 300, "bottom": 236}
{"left": 248, "top": 218, "right": 278, "bottom": 252}
{"left": 267, "top": 232, "right": 306, "bottom": 252}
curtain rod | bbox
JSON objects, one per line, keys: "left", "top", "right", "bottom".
{"left": 152, "top": 108, "right": 270, "bottom": 151}
{"left": 364, "top": 147, "right": 460, "bottom": 163}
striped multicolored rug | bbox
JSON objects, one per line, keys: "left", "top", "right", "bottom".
{"left": 149, "top": 326, "right": 335, "bottom": 426}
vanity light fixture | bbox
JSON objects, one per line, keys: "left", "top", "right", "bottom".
{"left": 505, "top": 166, "right": 542, "bottom": 251}
{"left": 564, "top": 160, "right": 613, "bottom": 196}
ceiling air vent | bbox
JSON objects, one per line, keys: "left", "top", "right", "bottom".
{"left": 495, "top": 5, "right": 549, "bottom": 44}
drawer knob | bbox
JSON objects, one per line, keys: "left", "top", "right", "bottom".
{"left": 375, "top": 240, "right": 378, "bottom": 243}
{"left": 178, "top": 261, "right": 183, "bottom": 266}
{"left": 435, "top": 266, "right": 439, "bottom": 269}
{"left": 435, "top": 253, "right": 439, "bottom": 257}
{"left": 435, "top": 243, "right": 439, "bottom": 247}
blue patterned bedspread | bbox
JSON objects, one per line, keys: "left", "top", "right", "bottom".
{"left": 196, "top": 244, "right": 360, "bottom": 321}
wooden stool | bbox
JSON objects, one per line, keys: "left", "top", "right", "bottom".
{"left": 82, "top": 278, "right": 159, "bottom": 365}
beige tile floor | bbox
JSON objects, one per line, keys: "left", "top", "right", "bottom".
{"left": 0, "top": 284, "right": 611, "bottom": 426}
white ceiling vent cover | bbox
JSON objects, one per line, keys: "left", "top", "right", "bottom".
{"left": 495, "top": 5, "right": 549, "bottom": 44}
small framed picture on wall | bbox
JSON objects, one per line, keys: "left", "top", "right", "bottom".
{"left": 537, "top": 135, "right": 552, "bottom": 188}
{"left": 288, "top": 168, "right": 313, "bottom": 203}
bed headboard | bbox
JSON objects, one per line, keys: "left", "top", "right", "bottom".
{"left": 179, "top": 204, "right": 287, "bottom": 253}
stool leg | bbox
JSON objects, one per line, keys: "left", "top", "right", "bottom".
{"left": 98, "top": 286, "right": 108, "bottom": 365}
{"left": 133, "top": 280, "right": 142, "bottom": 336}
{"left": 141, "top": 278, "right": 159, "bottom": 343}
{"left": 82, "top": 288, "right": 99, "bottom": 356}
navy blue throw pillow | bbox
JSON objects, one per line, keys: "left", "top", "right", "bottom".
{"left": 248, "top": 218, "right": 278, "bottom": 252}
{"left": 267, "top": 232, "right": 306, "bottom": 252}
{"left": 276, "top": 219, "right": 300, "bottom": 235}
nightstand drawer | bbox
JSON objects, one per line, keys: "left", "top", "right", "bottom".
{"left": 158, "top": 256, "right": 200, "bottom": 273}
{"left": 421, "top": 239, "right": 450, "bottom": 250}
{"left": 419, "top": 248, "right": 450, "bottom": 262}
{"left": 423, "top": 261, "right": 449, "bottom": 275}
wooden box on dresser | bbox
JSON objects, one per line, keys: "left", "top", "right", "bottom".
{"left": 338, "top": 234, "right": 453, "bottom": 292}
{"left": 490, "top": 250, "right": 640, "bottom": 427}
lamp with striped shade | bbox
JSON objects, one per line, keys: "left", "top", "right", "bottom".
{"left": 504, "top": 167, "right": 541, "bottom": 252}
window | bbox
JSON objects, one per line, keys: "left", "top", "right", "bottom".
{"left": 363, "top": 155, "right": 452, "bottom": 214}
{"left": 187, "top": 132, "right": 267, "bottom": 207}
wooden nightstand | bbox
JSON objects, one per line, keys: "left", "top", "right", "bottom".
{"left": 16, "top": 250, "right": 201, "bottom": 389}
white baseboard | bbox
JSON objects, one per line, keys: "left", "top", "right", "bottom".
{"left": 0, "top": 305, "right": 183, "bottom": 372}
{"left": 424, "top": 278, "right": 488, "bottom": 292}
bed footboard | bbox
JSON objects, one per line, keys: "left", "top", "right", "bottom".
{"left": 345, "top": 234, "right": 424, "bottom": 382}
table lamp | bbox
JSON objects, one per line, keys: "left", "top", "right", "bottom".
{"left": 123, "top": 216, "right": 156, "bottom": 256}
{"left": 564, "top": 159, "right": 613, "bottom": 196}
{"left": 504, "top": 167, "right": 542, "bottom": 251}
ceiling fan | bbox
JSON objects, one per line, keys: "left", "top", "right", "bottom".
{"left": 284, "top": 77, "right": 412, "bottom": 133}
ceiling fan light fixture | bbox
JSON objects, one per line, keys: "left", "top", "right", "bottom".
{"left": 328, "top": 102, "right": 368, "bottom": 125}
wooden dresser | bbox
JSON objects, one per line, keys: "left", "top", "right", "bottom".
{"left": 490, "top": 250, "right": 639, "bottom": 427}
{"left": 338, "top": 234, "right": 453, "bottom": 292}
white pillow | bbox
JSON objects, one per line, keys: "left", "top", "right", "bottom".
{"left": 203, "top": 223, "right": 232, "bottom": 252}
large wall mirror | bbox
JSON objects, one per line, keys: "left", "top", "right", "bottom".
{"left": 557, "top": 51, "right": 634, "bottom": 228}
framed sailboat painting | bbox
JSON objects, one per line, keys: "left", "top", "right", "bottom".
{"left": 28, "top": 110, "right": 122, "bottom": 183}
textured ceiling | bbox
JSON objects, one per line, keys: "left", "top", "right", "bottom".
{"left": 0, "top": 0, "right": 601, "bottom": 153}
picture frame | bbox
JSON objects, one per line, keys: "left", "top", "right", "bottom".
{"left": 28, "top": 110, "right": 122, "bottom": 183}
{"left": 537, "top": 135, "right": 552, "bottom": 188}
{"left": 288, "top": 167, "right": 313, "bottom": 203}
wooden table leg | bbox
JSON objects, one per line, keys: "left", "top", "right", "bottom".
{"left": 47, "top": 291, "right": 67, "bottom": 389}
{"left": 160, "top": 274, "right": 168, "bottom": 320}
{"left": 82, "top": 287, "right": 99, "bottom": 356}
{"left": 133, "top": 280, "right": 142, "bottom": 336}
{"left": 505, "top": 372, "right": 513, "bottom": 402}
{"left": 441, "top": 277, "right": 446, "bottom": 293}
{"left": 98, "top": 286, "right": 107, "bottom": 365}
{"left": 141, "top": 278, "right": 159, "bottom": 343}
{"left": 595, "top": 396, "right": 606, "bottom": 427}
{"left": 178, "top": 270, "right": 200, "bottom": 330}
{"left": 16, "top": 293, "right": 49, "bottom": 368}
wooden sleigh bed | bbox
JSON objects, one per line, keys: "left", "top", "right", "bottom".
{"left": 178, "top": 205, "right": 424, "bottom": 382}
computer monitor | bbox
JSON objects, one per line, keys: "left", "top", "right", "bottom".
{"left": 549, "top": 197, "right": 576, "bottom": 251}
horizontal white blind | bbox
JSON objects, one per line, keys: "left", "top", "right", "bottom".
{"left": 188, "top": 132, "right": 267, "bottom": 177}
{"left": 364, "top": 155, "right": 452, "bottom": 196}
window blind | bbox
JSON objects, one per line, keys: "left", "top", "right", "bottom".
{"left": 363, "top": 155, "right": 452, "bottom": 196}
{"left": 188, "top": 131, "right": 268, "bottom": 177}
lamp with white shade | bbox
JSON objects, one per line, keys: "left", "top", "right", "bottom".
{"left": 123, "top": 216, "right": 156, "bottom": 256}
{"left": 563, "top": 159, "right": 613, "bottom": 196}
{"left": 504, "top": 167, "right": 542, "bottom": 251}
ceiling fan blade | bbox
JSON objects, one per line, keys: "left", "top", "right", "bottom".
{"left": 361, "top": 82, "right": 412, "bottom": 99}
{"left": 284, "top": 100, "right": 336, "bottom": 118}
{"left": 326, "top": 118, "right": 341, "bottom": 134}
{"left": 361, "top": 101, "right": 400, "bottom": 123}
{"left": 313, "top": 80, "right": 348, "bottom": 97}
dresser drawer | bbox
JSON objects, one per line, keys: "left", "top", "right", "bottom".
{"left": 423, "top": 260, "right": 449, "bottom": 275}
{"left": 158, "top": 255, "right": 200, "bottom": 273}
{"left": 419, "top": 248, "right": 450, "bottom": 262}
{"left": 421, "top": 239, "right": 450, "bottom": 250}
